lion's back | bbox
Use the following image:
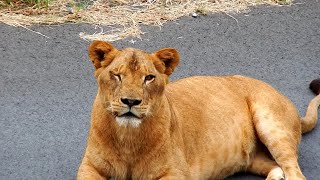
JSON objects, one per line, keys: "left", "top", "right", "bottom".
{"left": 165, "top": 75, "right": 250, "bottom": 105}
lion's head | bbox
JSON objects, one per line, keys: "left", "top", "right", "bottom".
{"left": 88, "top": 41, "right": 180, "bottom": 127}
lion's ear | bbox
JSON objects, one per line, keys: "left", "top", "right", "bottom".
{"left": 88, "top": 40, "right": 119, "bottom": 69}
{"left": 153, "top": 48, "right": 180, "bottom": 76}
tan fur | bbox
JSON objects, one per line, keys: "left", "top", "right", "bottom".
{"left": 77, "top": 41, "right": 320, "bottom": 180}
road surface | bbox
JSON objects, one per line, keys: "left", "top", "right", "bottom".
{"left": 0, "top": 0, "right": 319, "bottom": 179}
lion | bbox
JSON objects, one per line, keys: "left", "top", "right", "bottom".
{"left": 77, "top": 40, "right": 320, "bottom": 180}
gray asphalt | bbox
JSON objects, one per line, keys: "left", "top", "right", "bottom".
{"left": 0, "top": 0, "right": 319, "bottom": 179}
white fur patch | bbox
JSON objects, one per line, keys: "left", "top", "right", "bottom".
{"left": 115, "top": 116, "right": 142, "bottom": 128}
{"left": 267, "top": 167, "right": 285, "bottom": 180}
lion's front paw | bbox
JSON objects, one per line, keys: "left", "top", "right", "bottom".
{"left": 266, "top": 167, "right": 285, "bottom": 180}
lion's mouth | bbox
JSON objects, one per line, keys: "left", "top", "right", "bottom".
{"left": 118, "top": 111, "right": 140, "bottom": 119}
{"left": 121, "top": 111, "right": 135, "bottom": 117}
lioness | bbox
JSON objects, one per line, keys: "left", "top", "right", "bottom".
{"left": 77, "top": 40, "right": 320, "bottom": 180}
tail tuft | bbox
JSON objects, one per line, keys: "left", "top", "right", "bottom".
{"left": 309, "top": 78, "right": 320, "bottom": 95}
{"left": 301, "top": 79, "right": 320, "bottom": 134}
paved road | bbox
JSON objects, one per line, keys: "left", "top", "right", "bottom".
{"left": 1, "top": 0, "right": 319, "bottom": 179}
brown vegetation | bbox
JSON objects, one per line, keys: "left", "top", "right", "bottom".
{"left": 0, "top": 0, "right": 288, "bottom": 42}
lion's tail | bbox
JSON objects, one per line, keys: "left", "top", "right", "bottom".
{"left": 301, "top": 79, "right": 320, "bottom": 134}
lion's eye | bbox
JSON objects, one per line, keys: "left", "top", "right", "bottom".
{"left": 145, "top": 75, "right": 155, "bottom": 82}
{"left": 113, "top": 74, "right": 121, "bottom": 81}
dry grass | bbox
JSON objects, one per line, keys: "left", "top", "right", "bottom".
{"left": 0, "top": 0, "right": 290, "bottom": 41}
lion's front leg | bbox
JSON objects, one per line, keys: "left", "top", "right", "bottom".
{"left": 77, "top": 156, "right": 107, "bottom": 180}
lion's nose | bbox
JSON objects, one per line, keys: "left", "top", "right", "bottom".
{"left": 121, "top": 98, "right": 142, "bottom": 107}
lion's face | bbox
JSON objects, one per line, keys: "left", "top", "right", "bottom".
{"left": 97, "top": 49, "right": 167, "bottom": 127}
{"left": 88, "top": 41, "right": 179, "bottom": 127}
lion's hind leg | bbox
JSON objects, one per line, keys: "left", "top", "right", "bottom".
{"left": 247, "top": 152, "right": 284, "bottom": 180}
{"left": 251, "top": 101, "right": 305, "bottom": 180}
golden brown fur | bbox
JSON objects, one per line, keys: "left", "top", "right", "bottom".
{"left": 77, "top": 41, "right": 320, "bottom": 180}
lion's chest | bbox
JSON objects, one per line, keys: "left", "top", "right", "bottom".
{"left": 89, "top": 130, "right": 172, "bottom": 179}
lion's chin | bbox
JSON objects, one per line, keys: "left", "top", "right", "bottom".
{"left": 115, "top": 112, "right": 142, "bottom": 128}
